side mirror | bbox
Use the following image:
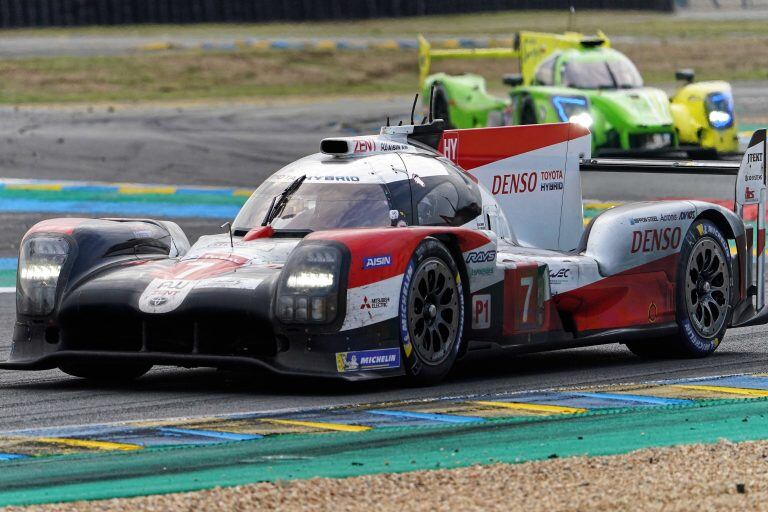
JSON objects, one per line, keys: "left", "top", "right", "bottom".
{"left": 675, "top": 69, "right": 695, "bottom": 83}
{"left": 502, "top": 73, "right": 523, "bottom": 87}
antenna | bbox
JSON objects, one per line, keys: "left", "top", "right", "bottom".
{"left": 386, "top": 116, "right": 390, "bottom": 127}
{"left": 567, "top": 5, "right": 575, "bottom": 31}
{"left": 428, "top": 84, "right": 435, "bottom": 123}
{"left": 410, "top": 93, "right": 419, "bottom": 125}
{"left": 221, "top": 221, "right": 233, "bottom": 249}
{"left": 421, "top": 115, "right": 427, "bottom": 125}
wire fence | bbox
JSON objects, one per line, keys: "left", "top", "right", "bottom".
{"left": 0, "top": 0, "right": 674, "bottom": 28}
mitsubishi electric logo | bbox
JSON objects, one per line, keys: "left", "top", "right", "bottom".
{"left": 360, "top": 296, "right": 390, "bottom": 309}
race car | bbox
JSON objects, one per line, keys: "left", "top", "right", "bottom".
{"left": 3, "top": 119, "right": 767, "bottom": 385}
{"left": 419, "top": 31, "right": 739, "bottom": 157}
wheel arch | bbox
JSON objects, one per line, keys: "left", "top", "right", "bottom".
{"left": 692, "top": 206, "right": 747, "bottom": 305}
{"left": 430, "top": 233, "right": 472, "bottom": 357}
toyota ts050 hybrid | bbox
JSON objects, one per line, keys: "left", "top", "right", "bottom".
{"left": 3, "top": 119, "right": 768, "bottom": 384}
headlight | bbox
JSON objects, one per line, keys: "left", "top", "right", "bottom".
{"left": 568, "top": 112, "right": 593, "bottom": 129}
{"left": 277, "top": 244, "right": 343, "bottom": 324}
{"left": 17, "top": 236, "right": 69, "bottom": 316}
{"left": 705, "top": 91, "right": 734, "bottom": 129}
{"left": 552, "top": 96, "right": 591, "bottom": 128}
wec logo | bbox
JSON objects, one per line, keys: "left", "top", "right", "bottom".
{"left": 465, "top": 250, "right": 497, "bottom": 263}
{"left": 549, "top": 268, "right": 570, "bottom": 279}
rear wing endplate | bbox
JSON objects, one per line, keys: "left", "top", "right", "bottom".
{"left": 581, "top": 129, "right": 768, "bottom": 325}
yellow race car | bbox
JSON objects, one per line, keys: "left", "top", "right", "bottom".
{"left": 420, "top": 31, "right": 739, "bottom": 157}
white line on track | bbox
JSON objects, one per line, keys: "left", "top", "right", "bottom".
{"left": 0, "top": 287, "right": 15, "bottom": 294}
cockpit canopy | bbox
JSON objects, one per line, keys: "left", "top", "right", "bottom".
{"left": 233, "top": 150, "right": 483, "bottom": 235}
{"left": 535, "top": 48, "right": 644, "bottom": 90}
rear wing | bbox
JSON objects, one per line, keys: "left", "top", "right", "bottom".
{"left": 418, "top": 31, "right": 610, "bottom": 88}
{"left": 582, "top": 129, "right": 768, "bottom": 325}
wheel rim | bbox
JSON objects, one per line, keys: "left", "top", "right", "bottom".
{"left": 684, "top": 237, "right": 730, "bottom": 338}
{"left": 408, "top": 257, "right": 460, "bottom": 366}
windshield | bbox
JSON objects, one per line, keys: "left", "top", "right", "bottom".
{"left": 233, "top": 180, "right": 393, "bottom": 232}
{"left": 561, "top": 57, "right": 643, "bottom": 89}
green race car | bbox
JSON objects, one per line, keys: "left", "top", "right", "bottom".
{"left": 419, "top": 32, "right": 739, "bottom": 157}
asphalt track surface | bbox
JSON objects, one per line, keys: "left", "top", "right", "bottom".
{"left": 1, "top": 91, "right": 768, "bottom": 431}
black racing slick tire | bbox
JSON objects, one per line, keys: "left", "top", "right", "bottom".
{"left": 59, "top": 362, "right": 153, "bottom": 381}
{"left": 431, "top": 85, "right": 454, "bottom": 129}
{"left": 399, "top": 238, "right": 465, "bottom": 385}
{"left": 627, "top": 219, "right": 733, "bottom": 359}
{"left": 520, "top": 96, "right": 538, "bottom": 125}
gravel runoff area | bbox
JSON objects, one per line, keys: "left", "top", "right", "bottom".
{"left": 7, "top": 439, "right": 768, "bottom": 512}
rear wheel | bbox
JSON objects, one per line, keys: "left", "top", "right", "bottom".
{"left": 59, "top": 362, "right": 152, "bottom": 381}
{"left": 627, "top": 220, "right": 733, "bottom": 358}
{"left": 400, "top": 238, "right": 464, "bottom": 385}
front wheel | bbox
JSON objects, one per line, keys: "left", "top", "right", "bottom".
{"left": 627, "top": 219, "right": 733, "bottom": 358}
{"left": 59, "top": 361, "right": 153, "bottom": 381}
{"left": 399, "top": 238, "right": 464, "bottom": 385}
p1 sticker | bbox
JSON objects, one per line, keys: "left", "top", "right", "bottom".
{"left": 336, "top": 348, "right": 400, "bottom": 372}
{"left": 472, "top": 294, "right": 491, "bottom": 329}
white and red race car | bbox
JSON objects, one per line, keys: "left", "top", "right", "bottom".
{"left": 4, "top": 120, "right": 767, "bottom": 384}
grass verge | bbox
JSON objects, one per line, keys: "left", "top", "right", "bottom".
{"left": 1, "top": 33, "right": 767, "bottom": 105}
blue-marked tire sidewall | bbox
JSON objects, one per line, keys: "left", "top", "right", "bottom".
{"left": 677, "top": 219, "right": 733, "bottom": 355}
{"left": 398, "top": 238, "right": 464, "bottom": 382}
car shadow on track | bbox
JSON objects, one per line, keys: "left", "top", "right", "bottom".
{"left": 2, "top": 344, "right": 760, "bottom": 398}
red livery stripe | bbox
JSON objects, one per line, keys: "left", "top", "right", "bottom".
{"left": 308, "top": 227, "right": 491, "bottom": 288}
{"left": 438, "top": 123, "right": 590, "bottom": 171}
{"left": 555, "top": 253, "right": 679, "bottom": 333}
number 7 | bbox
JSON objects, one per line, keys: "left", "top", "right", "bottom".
{"left": 520, "top": 276, "right": 533, "bottom": 323}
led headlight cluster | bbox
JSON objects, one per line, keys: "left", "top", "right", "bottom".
{"left": 277, "top": 244, "right": 343, "bottom": 324}
{"left": 552, "top": 96, "right": 593, "bottom": 129}
{"left": 705, "top": 91, "right": 734, "bottom": 129}
{"left": 17, "top": 236, "right": 69, "bottom": 316}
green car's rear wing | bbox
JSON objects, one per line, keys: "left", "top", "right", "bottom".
{"left": 582, "top": 129, "right": 768, "bottom": 326}
{"left": 418, "top": 31, "right": 610, "bottom": 88}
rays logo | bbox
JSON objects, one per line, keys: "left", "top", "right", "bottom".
{"left": 465, "top": 250, "right": 496, "bottom": 263}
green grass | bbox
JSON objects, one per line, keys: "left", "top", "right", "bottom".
{"left": 1, "top": 39, "right": 764, "bottom": 106}
{"left": 0, "top": 10, "right": 766, "bottom": 105}
{"left": 0, "top": 10, "right": 764, "bottom": 39}
{"left": 0, "top": 49, "right": 417, "bottom": 104}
